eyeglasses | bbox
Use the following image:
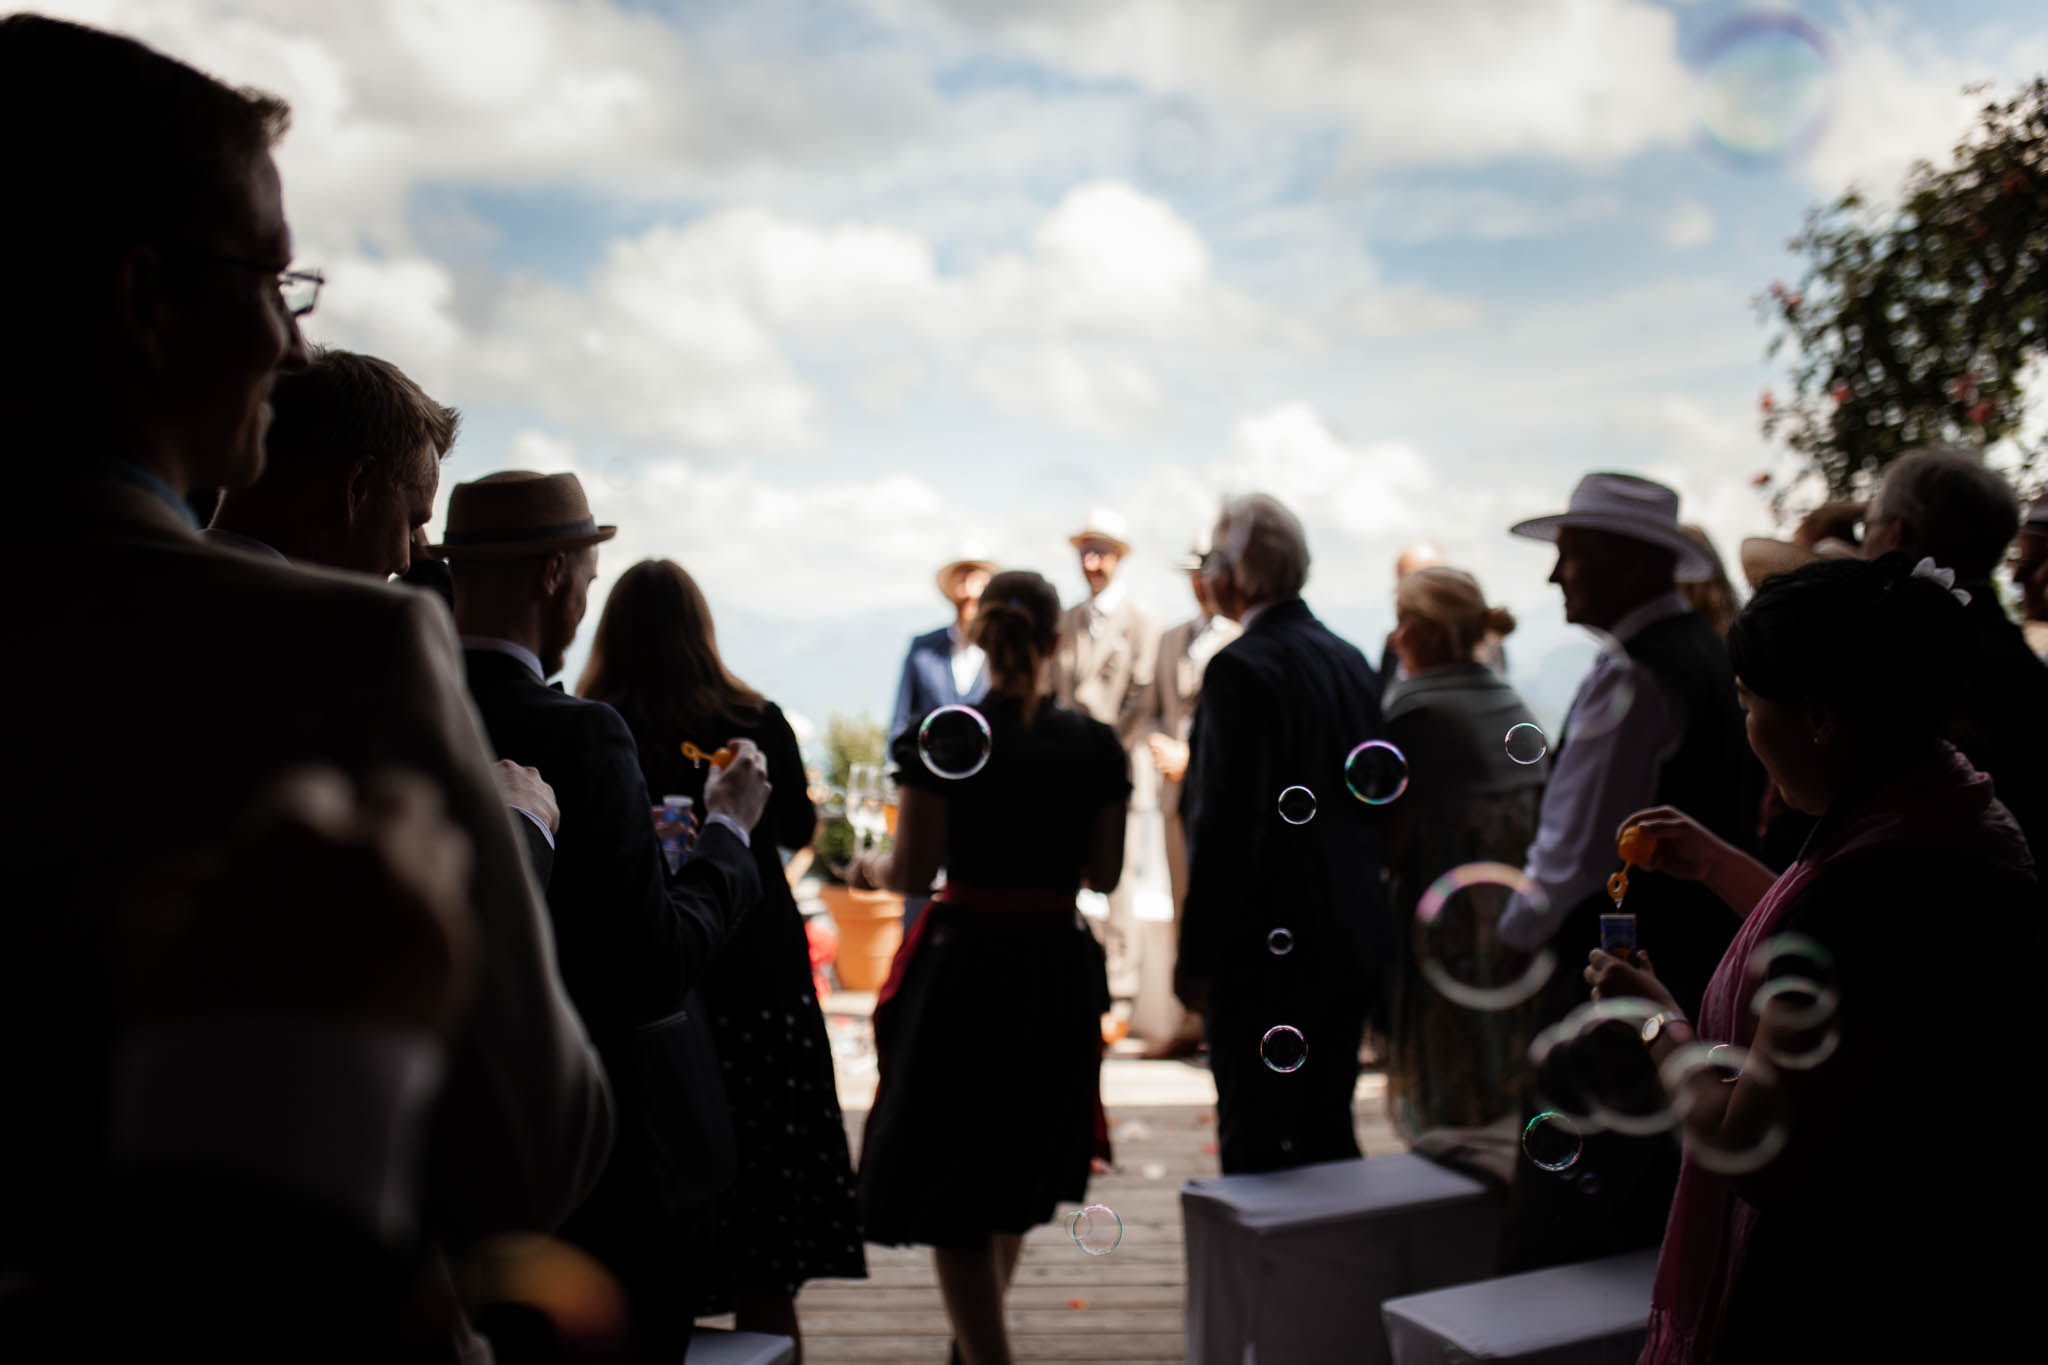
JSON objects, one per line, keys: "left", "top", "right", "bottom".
{"left": 181, "top": 247, "right": 325, "bottom": 319}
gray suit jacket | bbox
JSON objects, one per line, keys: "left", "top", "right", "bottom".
{"left": 1053, "top": 593, "right": 1160, "bottom": 751}
{"left": 9, "top": 476, "right": 613, "bottom": 1269}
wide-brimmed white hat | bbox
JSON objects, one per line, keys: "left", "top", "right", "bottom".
{"left": 1509, "top": 473, "right": 1716, "bottom": 583}
{"left": 935, "top": 540, "right": 999, "bottom": 599}
{"left": 1068, "top": 507, "right": 1133, "bottom": 556}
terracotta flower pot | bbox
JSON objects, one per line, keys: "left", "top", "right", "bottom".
{"left": 818, "top": 884, "right": 904, "bottom": 991}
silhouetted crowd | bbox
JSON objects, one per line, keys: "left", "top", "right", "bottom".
{"left": 4, "top": 15, "right": 2042, "bottom": 1365}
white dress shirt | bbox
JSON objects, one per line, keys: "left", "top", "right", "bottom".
{"left": 460, "top": 635, "right": 750, "bottom": 851}
{"left": 946, "top": 622, "right": 987, "bottom": 697}
{"left": 1500, "top": 591, "right": 1693, "bottom": 950}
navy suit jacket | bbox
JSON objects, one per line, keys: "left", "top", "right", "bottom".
{"left": 889, "top": 624, "right": 989, "bottom": 746}
{"left": 462, "top": 650, "right": 761, "bottom": 1228}
{"left": 1179, "top": 598, "right": 1389, "bottom": 1008}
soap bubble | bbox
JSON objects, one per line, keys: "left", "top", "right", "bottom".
{"left": 1414, "top": 862, "right": 1555, "bottom": 1012}
{"left": 1065, "top": 1204, "right": 1123, "bottom": 1255}
{"left": 1744, "top": 933, "right": 1841, "bottom": 1069}
{"left": 1505, "top": 722, "right": 1548, "bottom": 765}
{"left": 1343, "top": 740, "right": 1409, "bottom": 805}
{"left": 917, "top": 704, "right": 992, "bottom": 779}
{"left": 1696, "top": 12, "right": 1833, "bottom": 168}
{"left": 1522, "top": 1111, "right": 1583, "bottom": 1172}
{"left": 1528, "top": 998, "right": 1677, "bottom": 1136}
{"left": 1662, "top": 1042, "right": 1788, "bottom": 1174}
{"left": 1276, "top": 785, "right": 1318, "bottom": 824}
{"left": 1260, "top": 1024, "right": 1307, "bottom": 1074}
{"left": 1267, "top": 927, "right": 1295, "bottom": 956}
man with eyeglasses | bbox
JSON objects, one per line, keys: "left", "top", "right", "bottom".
{"left": 5, "top": 16, "right": 612, "bottom": 1360}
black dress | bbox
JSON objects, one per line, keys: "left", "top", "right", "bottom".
{"left": 630, "top": 701, "right": 867, "bottom": 1310}
{"left": 857, "top": 694, "right": 1130, "bottom": 1249}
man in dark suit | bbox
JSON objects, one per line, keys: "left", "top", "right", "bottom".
{"left": 887, "top": 553, "right": 997, "bottom": 748}
{"left": 6, "top": 21, "right": 612, "bottom": 1355}
{"left": 438, "top": 470, "right": 769, "bottom": 1360}
{"left": 1175, "top": 494, "right": 1389, "bottom": 1174}
{"left": 205, "top": 346, "right": 561, "bottom": 885}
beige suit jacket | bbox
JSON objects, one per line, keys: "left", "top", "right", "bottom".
{"left": 1053, "top": 593, "right": 1160, "bottom": 752}
{"left": 11, "top": 477, "right": 612, "bottom": 1258}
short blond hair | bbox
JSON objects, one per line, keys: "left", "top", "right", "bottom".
{"left": 1396, "top": 566, "right": 1516, "bottom": 659}
{"left": 1211, "top": 493, "right": 1310, "bottom": 605}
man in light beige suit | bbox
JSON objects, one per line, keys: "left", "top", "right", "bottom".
{"left": 1134, "top": 544, "right": 1240, "bottom": 1056}
{"left": 6, "top": 19, "right": 610, "bottom": 1353}
{"left": 1053, "top": 508, "right": 1160, "bottom": 1000}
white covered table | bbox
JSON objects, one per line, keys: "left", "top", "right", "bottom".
{"left": 1182, "top": 1153, "right": 1501, "bottom": 1365}
{"left": 1380, "top": 1248, "right": 1657, "bottom": 1364}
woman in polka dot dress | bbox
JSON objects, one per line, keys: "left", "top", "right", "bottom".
{"left": 580, "top": 559, "right": 866, "bottom": 1351}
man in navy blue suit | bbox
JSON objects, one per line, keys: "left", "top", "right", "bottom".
{"left": 888, "top": 553, "right": 999, "bottom": 749}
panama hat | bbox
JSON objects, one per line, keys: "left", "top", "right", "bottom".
{"left": 1509, "top": 473, "right": 1717, "bottom": 583}
{"left": 1068, "top": 507, "right": 1133, "bottom": 557}
{"left": 428, "top": 471, "right": 617, "bottom": 559}
{"left": 1737, "top": 499, "right": 1867, "bottom": 590}
{"left": 935, "top": 542, "right": 1000, "bottom": 599}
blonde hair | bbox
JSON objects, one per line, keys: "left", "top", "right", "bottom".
{"left": 1396, "top": 566, "right": 1516, "bottom": 660}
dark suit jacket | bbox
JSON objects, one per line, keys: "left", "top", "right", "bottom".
{"left": 889, "top": 624, "right": 989, "bottom": 747}
{"left": 13, "top": 478, "right": 611, "bottom": 1274}
{"left": 462, "top": 649, "right": 761, "bottom": 1228}
{"left": 1179, "top": 598, "right": 1389, "bottom": 1007}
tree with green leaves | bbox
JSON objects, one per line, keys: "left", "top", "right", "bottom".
{"left": 1759, "top": 77, "right": 2045, "bottom": 510}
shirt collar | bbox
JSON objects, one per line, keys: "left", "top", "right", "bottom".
{"left": 1608, "top": 589, "right": 1693, "bottom": 645}
{"left": 461, "top": 636, "right": 547, "bottom": 684}
{"left": 95, "top": 460, "right": 199, "bottom": 530}
{"left": 198, "top": 526, "right": 289, "bottom": 562}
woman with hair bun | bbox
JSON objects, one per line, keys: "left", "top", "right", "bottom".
{"left": 1585, "top": 553, "right": 2036, "bottom": 1363}
{"left": 1380, "top": 566, "right": 1549, "bottom": 1135}
{"left": 851, "top": 569, "right": 1130, "bottom": 1365}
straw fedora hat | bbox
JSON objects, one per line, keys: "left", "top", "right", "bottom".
{"left": 1737, "top": 499, "right": 1867, "bottom": 590}
{"left": 935, "top": 550, "right": 999, "bottom": 599}
{"left": 1509, "top": 472, "right": 1717, "bottom": 583}
{"left": 1068, "top": 507, "right": 1133, "bottom": 557}
{"left": 428, "top": 471, "right": 617, "bottom": 559}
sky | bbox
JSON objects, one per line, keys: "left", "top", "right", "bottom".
{"left": 44, "top": 0, "right": 2048, "bottom": 743}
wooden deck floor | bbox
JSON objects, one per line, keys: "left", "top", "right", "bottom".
{"left": 702, "top": 993, "right": 1408, "bottom": 1364}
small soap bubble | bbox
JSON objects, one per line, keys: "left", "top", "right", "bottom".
{"left": 1343, "top": 739, "right": 1409, "bottom": 805}
{"left": 1661, "top": 1042, "right": 1788, "bottom": 1174}
{"left": 1696, "top": 12, "right": 1833, "bottom": 167}
{"left": 1276, "top": 785, "right": 1318, "bottom": 824}
{"left": 1505, "top": 722, "right": 1548, "bottom": 765}
{"left": 1415, "top": 862, "right": 1555, "bottom": 1012}
{"left": 1065, "top": 1204, "right": 1123, "bottom": 1255}
{"left": 1267, "top": 926, "right": 1295, "bottom": 956}
{"left": 1260, "top": 1024, "right": 1307, "bottom": 1074}
{"left": 917, "top": 704, "right": 992, "bottom": 780}
{"left": 1522, "top": 1111, "right": 1583, "bottom": 1172}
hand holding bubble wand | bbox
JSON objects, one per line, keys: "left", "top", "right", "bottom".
{"left": 679, "top": 741, "right": 735, "bottom": 770}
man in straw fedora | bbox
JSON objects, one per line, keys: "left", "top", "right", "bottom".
{"left": 1495, "top": 471, "right": 1758, "bottom": 1274}
{"left": 435, "top": 470, "right": 772, "bottom": 1358}
{"left": 1053, "top": 508, "right": 1161, "bottom": 1003}
{"left": 888, "top": 549, "right": 998, "bottom": 749}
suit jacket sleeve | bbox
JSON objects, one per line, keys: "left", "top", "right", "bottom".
{"left": 514, "top": 809, "right": 555, "bottom": 889}
{"left": 577, "top": 702, "right": 762, "bottom": 1020}
{"left": 1176, "top": 651, "right": 1275, "bottom": 982}
{"left": 386, "top": 595, "right": 613, "bottom": 1240}
{"left": 1115, "top": 609, "right": 1162, "bottom": 749}
{"left": 888, "top": 641, "right": 921, "bottom": 749}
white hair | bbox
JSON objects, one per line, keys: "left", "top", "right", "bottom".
{"left": 1210, "top": 493, "right": 1310, "bottom": 605}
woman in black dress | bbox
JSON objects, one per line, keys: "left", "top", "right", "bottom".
{"left": 852, "top": 570, "right": 1129, "bottom": 1365}
{"left": 579, "top": 559, "right": 865, "bottom": 1354}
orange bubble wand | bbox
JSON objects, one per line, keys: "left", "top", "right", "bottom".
{"left": 680, "top": 741, "right": 735, "bottom": 770}
{"left": 1606, "top": 825, "right": 1659, "bottom": 906}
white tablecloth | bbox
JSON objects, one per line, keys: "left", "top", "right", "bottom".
{"left": 1380, "top": 1248, "right": 1657, "bottom": 1365}
{"left": 1182, "top": 1154, "right": 1501, "bottom": 1365}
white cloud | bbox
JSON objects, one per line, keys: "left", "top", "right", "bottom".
{"left": 877, "top": 0, "right": 1699, "bottom": 171}
{"left": 1659, "top": 199, "right": 1716, "bottom": 249}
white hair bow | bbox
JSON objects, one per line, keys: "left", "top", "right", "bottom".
{"left": 1910, "top": 557, "right": 1971, "bottom": 607}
